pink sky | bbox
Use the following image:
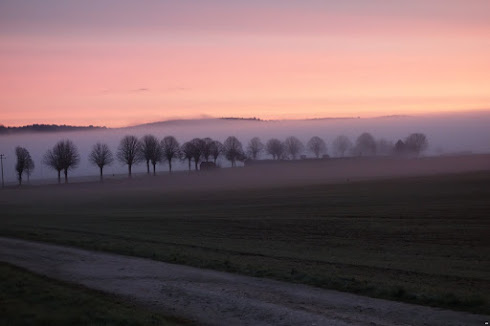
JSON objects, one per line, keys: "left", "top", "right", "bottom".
{"left": 1, "top": 1, "right": 489, "bottom": 127}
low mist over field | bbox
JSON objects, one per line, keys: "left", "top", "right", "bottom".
{"left": 1, "top": 111, "right": 489, "bottom": 184}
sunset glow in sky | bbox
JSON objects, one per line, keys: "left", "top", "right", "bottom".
{"left": 1, "top": 0, "right": 489, "bottom": 127}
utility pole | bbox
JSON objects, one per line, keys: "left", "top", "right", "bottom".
{"left": 0, "top": 154, "right": 5, "bottom": 188}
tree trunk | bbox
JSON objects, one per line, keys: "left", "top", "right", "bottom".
{"left": 187, "top": 159, "right": 191, "bottom": 171}
{"left": 57, "top": 170, "right": 61, "bottom": 184}
{"left": 64, "top": 169, "right": 68, "bottom": 183}
{"left": 128, "top": 164, "right": 132, "bottom": 177}
{"left": 18, "top": 172, "right": 22, "bottom": 186}
{"left": 152, "top": 163, "right": 156, "bottom": 176}
{"left": 194, "top": 160, "right": 199, "bottom": 171}
{"left": 100, "top": 166, "right": 103, "bottom": 182}
{"left": 168, "top": 160, "right": 172, "bottom": 173}
{"left": 146, "top": 161, "right": 150, "bottom": 174}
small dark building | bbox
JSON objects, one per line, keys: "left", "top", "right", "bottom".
{"left": 395, "top": 139, "right": 406, "bottom": 154}
{"left": 200, "top": 161, "right": 217, "bottom": 171}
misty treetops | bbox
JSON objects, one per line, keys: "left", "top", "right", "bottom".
{"left": 14, "top": 133, "right": 428, "bottom": 185}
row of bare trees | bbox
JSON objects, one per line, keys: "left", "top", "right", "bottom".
{"left": 13, "top": 132, "right": 428, "bottom": 184}
{"left": 248, "top": 133, "right": 427, "bottom": 160}
{"left": 261, "top": 136, "right": 328, "bottom": 160}
{"left": 36, "top": 135, "right": 244, "bottom": 183}
{"left": 350, "top": 132, "right": 428, "bottom": 157}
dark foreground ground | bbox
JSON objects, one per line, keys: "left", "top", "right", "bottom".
{"left": 2, "top": 237, "right": 487, "bottom": 326}
{"left": 1, "top": 154, "right": 489, "bottom": 316}
{"left": 0, "top": 262, "right": 186, "bottom": 326}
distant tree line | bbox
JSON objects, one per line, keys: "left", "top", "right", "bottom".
{"left": 12, "top": 132, "right": 428, "bottom": 185}
{"left": 0, "top": 124, "right": 106, "bottom": 135}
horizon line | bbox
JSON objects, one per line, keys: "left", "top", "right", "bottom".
{"left": 2, "top": 108, "right": 490, "bottom": 129}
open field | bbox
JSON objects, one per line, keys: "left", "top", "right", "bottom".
{"left": 1, "top": 155, "right": 490, "bottom": 314}
{"left": 0, "top": 262, "right": 186, "bottom": 326}
{"left": 2, "top": 237, "right": 487, "bottom": 326}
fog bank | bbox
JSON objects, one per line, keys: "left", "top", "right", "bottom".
{"left": 0, "top": 111, "right": 489, "bottom": 184}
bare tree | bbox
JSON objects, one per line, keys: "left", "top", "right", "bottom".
{"left": 210, "top": 140, "right": 224, "bottom": 164}
{"left": 117, "top": 135, "right": 141, "bottom": 177}
{"left": 89, "top": 142, "right": 114, "bottom": 181}
{"left": 43, "top": 140, "right": 80, "bottom": 183}
{"left": 201, "top": 138, "right": 214, "bottom": 162}
{"left": 161, "top": 136, "right": 180, "bottom": 172}
{"left": 15, "top": 146, "right": 33, "bottom": 185}
{"left": 140, "top": 134, "right": 161, "bottom": 174}
{"left": 15, "top": 147, "right": 28, "bottom": 185}
{"left": 61, "top": 140, "right": 80, "bottom": 183}
{"left": 355, "top": 133, "right": 376, "bottom": 156}
{"left": 190, "top": 138, "right": 205, "bottom": 170}
{"left": 405, "top": 133, "right": 428, "bottom": 155}
{"left": 266, "top": 138, "right": 284, "bottom": 160}
{"left": 332, "top": 135, "right": 352, "bottom": 157}
{"left": 180, "top": 141, "right": 195, "bottom": 171}
{"left": 246, "top": 137, "right": 264, "bottom": 160}
{"left": 223, "top": 136, "right": 245, "bottom": 167}
{"left": 284, "top": 136, "right": 304, "bottom": 159}
{"left": 306, "top": 136, "right": 326, "bottom": 158}
{"left": 25, "top": 153, "right": 34, "bottom": 183}
{"left": 151, "top": 144, "right": 163, "bottom": 175}
{"left": 43, "top": 147, "right": 63, "bottom": 184}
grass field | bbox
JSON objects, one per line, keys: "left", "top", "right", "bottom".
{"left": 0, "top": 263, "right": 187, "bottom": 325}
{"left": 1, "top": 160, "right": 489, "bottom": 314}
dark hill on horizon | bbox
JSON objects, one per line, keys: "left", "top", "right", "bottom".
{"left": 121, "top": 110, "right": 490, "bottom": 129}
{"left": 121, "top": 117, "right": 266, "bottom": 129}
{"left": 122, "top": 116, "right": 363, "bottom": 129}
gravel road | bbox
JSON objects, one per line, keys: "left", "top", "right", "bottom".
{"left": 0, "top": 237, "right": 487, "bottom": 326}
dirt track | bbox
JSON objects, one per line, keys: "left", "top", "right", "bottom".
{"left": 1, "top": 237, "right": 488, "bottom": 326}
